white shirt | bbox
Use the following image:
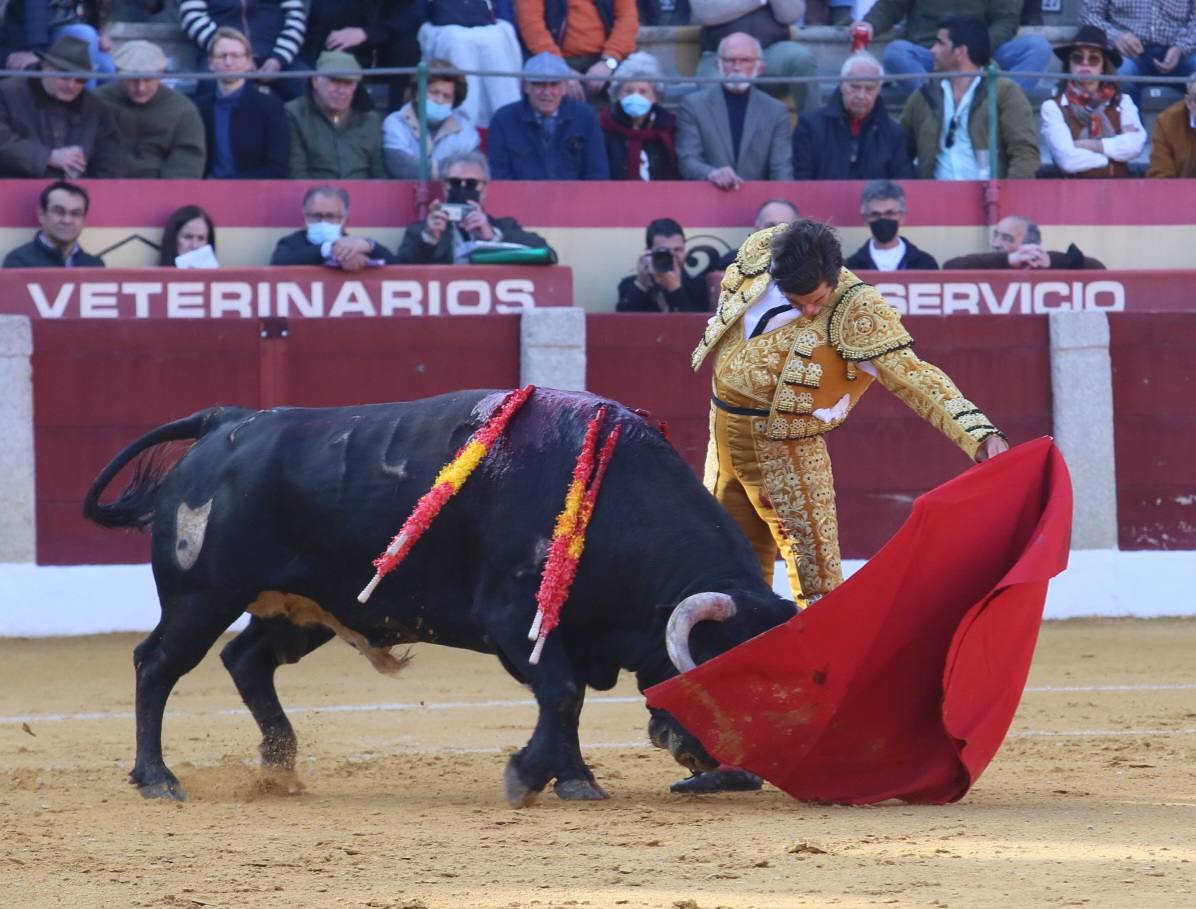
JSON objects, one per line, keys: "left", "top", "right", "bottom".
{"left": 935, "top": 77, "right": 983, "bottom": 181}
{"left": 1040, "top": 92, "right": 1146, "bottom": 174}
{"left": 742, "top": 281, "right": 801, "bottom": 338}
{"left": 868, "top": 238, "right": 906, "bottom": 271}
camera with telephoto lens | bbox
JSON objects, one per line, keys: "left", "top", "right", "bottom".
{"left": 440, "top": 202, "right": 469, "bottom": 223}
{"left": 651, "top": 246, "right": 675, "bottom": 273}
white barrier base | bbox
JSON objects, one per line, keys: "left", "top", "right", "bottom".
{"left": 0, "top": 550, "right": 1193, "bottom": 637}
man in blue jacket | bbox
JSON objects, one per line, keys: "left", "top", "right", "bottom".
{"left": 792, "top": 52, "right": 913, "bottom": 180}
{"left": 487, "top": 52, "right": 609, "bottom": 180}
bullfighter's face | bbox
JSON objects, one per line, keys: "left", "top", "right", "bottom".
{"left": 783, "top": 282, "right": 835, "bottom": 320}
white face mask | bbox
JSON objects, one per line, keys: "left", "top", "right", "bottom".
{"left": 306, "top": 220, "right": 343, "bottom": 245}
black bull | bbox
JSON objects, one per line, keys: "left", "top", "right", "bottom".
{"left": 83, "top": 388, "right": 796, "bottom": 805}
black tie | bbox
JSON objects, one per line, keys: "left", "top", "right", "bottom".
{"left": 749, "top": 304, "right": 793, "bottom": 339}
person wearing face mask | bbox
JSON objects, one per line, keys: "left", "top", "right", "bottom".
{"left": 844, "top": 181, "right": 938, "bottom": 273}
{"left": 1040, "top": 26, "right": 1145, "bottom": 179}
{"left": 382, "top": 61, "right": 480, "bottom": 179}
{"left": 269, "top": 185, "right": 395, "bottom": 270}
{"left": 394, "top": 150, "right": 551, "bottom": 264}
{"left": 600, "top": 52, "right": 678, "bottom": 180}
{"left": 676, "top": 32, "right": 793, "bottom": 190}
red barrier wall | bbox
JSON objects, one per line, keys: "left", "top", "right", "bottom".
{"left": 586, "top": 314, "right": 1052, "bottom": 559}
{"left": 1109, "top": 313, "right": 1196, "bottom": 550}
{"left": 33, "top": 316, "right": 521, "bottom": 565}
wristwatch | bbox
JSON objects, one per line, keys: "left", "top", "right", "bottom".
{"left": 604, "top": 56, "right": 619, "bottom": 71}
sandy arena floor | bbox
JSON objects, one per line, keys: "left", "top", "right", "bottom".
{"left": 1, "top": 619, "right": 1194, "bottom": 908}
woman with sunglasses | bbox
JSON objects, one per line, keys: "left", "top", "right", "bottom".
{"left": 1040, "top": 25, "right": 1145, "bottom": 178}
{"left": 382, "top": 60, "right": 480, "bottom": 179}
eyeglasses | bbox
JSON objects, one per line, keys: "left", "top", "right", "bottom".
{"left": 863, "top": 208, "right": 903, "bottom": 221}
{"left": 209, "top": 51, "right": 249, "bottom": 61}
{"left": 1069, "top": 50, "right": 1105, "bottom": 66}
{"left": 445, "top": 177, "right": 485, "bottom": 189}
{"left": 945, "top": 115, "right": 960, "bottom": 148}
{"left": 303, "top": 211, "right": 344, "bottom": 223}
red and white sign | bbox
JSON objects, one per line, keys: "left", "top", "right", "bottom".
{"left": 864, "top": 270, "right": 1195, "bottom": 315}
{"left": 0, "top": 266, "right": 572, "bottom": 319}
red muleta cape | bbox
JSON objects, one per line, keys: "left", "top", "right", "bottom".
{"left": 645, "top": 436, "right": 1073, "bottom": 805}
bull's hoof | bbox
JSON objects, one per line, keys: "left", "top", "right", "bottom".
{"left": 260, "top": 765, "right": 305, "bottom": 795}
{"left": 503, "top": 758, "right": 541, "bottom": 809}
{"left": 554, "top": 778, "right": 609, "bottom": 801}
{"left": 137, "top": 779, "right": 188, "bottom": 801}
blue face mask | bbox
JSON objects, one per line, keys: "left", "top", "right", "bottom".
{"left": 306, "top": 221, "right": 343, "bottom": 246}
{"left": 619, "top": 92, "right": 653, "bottom": 119}
{"left": 424, "top": 99, "right": 453, "bottom": 124}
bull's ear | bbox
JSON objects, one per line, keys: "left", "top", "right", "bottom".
{"left": 665, "top": 592, "right": 737, "bottom": 673}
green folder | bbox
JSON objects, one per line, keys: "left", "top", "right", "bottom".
{"left": 469, "top": 246, "right": 558, "bottom": 265}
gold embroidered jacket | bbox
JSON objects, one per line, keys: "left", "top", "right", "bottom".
{"left": 692, "top": 226, "right": 1003, "bottom": 458}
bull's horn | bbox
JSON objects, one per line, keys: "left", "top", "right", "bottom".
{"left": 665, "top": 592, "right": 737, "bottom": 674}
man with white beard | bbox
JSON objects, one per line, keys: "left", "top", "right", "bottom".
{"left": 676, "top": 31, "right": 794, "bottom": 190}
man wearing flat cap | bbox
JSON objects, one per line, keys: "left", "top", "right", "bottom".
{"left": 285, "top": 50, "right": 384, "bottom": 179}
{"left": 0, "top": 34, "right": 126, "bottom": 178}
{"left": 486, "top": 52, "right": 609, "bottom": 180}
{"left": 97, "top": 40, "right": 206, "bottom": 178}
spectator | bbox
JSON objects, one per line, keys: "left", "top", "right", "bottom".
{"left": 844, "top": 180, "right": 938, "bottom": 271}
{"left": 715, "top": 197, "right": 799, "bottom": 268}
{"left": 1, "top": 0, "right": 115, "bottom": 81}
{"left": 270, "top": 185, "right": 395, "bottom": 270}
{"left": 792, "top": 52, "right": 914, "bottom": 180}
{"left": 286, "top": 51, "right": 385, "bottom": 179}
{"left": 691, "top": 0, "right": 820, "bottom": 113}
{"left": 303, "top": 0, "right": 421, "bottom": 114}
{"left": 394, "top": 151, "right": 551, "bottom": 264}
{"left": 677, "top": 32, "right": 793, "bottom": 189}
{"left": 159, "top": 204, "right": 219, "bottom": 268}
{"left": 616, "top": 217, "right": 708, "bottom": 312}
{"left": 1041, "top": 26, "right": 1145, "bottom": 178}
{"left": 382, "top": 60, "right": 480, "bottom": 179}
{"left": 0, "top": 35, "right": 126, "bottom": 178}
{"left": 1147, "top": 77, "right": 1196, "bottom": 178}
{"left": 487, "top": 52, "right": 609, "bottom": 180}
{"left": 3, "top": 180, "right": 103, "bottom": 268}
{"left": 899, "top": 15, "right": 1040, "bottom": 179}
{"left": 194, "top": 27, "right": 290, "bottom": 178}
{"left": 419, "top": 0, "right": 524, "bottom": 127}
{"left": 178, "top": 0, "right": 307, "bottom": 101}
{"left": 854, "top": 0, "right": 1051, "bottom": 101}
{"left": 601, "top": 52, "right": 679, "bottom": 180}
{"left": 1080, "top": 0, "right": 1196, "bottom": 103}
{"left": 96, "top": 40, "right": 206, "bottom": 178}
{"left": 515, "top": 0, "right": 638, "bottom": 100}
{"left": 942, "top": 214, "right": 1105, "bottom": 268}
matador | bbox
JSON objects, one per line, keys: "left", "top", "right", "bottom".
{"left": 693, "top": 220, "right": 1009, "bottom": 606}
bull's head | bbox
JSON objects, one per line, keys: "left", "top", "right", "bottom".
{"left": 648, "top": 592, "right": 740, "bottom": 772}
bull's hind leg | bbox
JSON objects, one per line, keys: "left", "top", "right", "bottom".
{"left": 130, "top": 591, "right": 245, "bottom": 800}
{"left": 491, "top": 626, "right": 608, "bottom": 808}
{"left": 220, "top": 617, "right": 333, "bottom": 790}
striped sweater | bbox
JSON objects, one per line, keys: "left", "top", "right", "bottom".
{"left": 178, "top": 0, "right": 307, "bottom": 65}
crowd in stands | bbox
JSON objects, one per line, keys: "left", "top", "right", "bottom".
{"left": 0, "top": 0, "right": 1189, "bottom": 183}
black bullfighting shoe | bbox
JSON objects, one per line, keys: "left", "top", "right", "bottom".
{"left": 670, "top": 769, "right": 764, "bottom": 794}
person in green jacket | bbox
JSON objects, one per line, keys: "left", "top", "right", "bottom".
{"left": 96, "top": 40, "right": 207, "bottom": 179}
{"left": 851, "top": 0, "right": 1051, "bottom": 100}
{"left": 898, "top": 14, "right": 1041, "bottom": 180}
{"left": 285, "top": 50, "right": 385, "bottom": 179}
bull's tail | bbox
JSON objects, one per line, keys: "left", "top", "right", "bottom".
{"left": 82, "top": 408, "right": 236, "bottom": 530}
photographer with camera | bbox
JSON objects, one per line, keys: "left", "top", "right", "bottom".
{"left": 394, "top": 150, "right": 551, "bottom": 265}
{"left": 615, "top": 218, "right": 709, "bottom": 312}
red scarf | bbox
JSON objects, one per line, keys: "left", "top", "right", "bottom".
{"left": 599, "top": 107, "right": 678, "bottom": 180}
{"left": 1064, "top": 83, "right": 1118, "bottom": 138}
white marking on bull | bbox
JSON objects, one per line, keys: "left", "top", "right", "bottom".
{"left": 380, "top": 456, "right": 408, "bottom": 479}
{"left": 247, "top": 590, "right": 413, "bottom": 676}
{"left": 174, "top": 499, "right": 213, "bottom": 571}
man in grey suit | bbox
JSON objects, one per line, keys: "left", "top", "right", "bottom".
{"left": 676, "top": 32, "right": 794, "bottom": 190}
